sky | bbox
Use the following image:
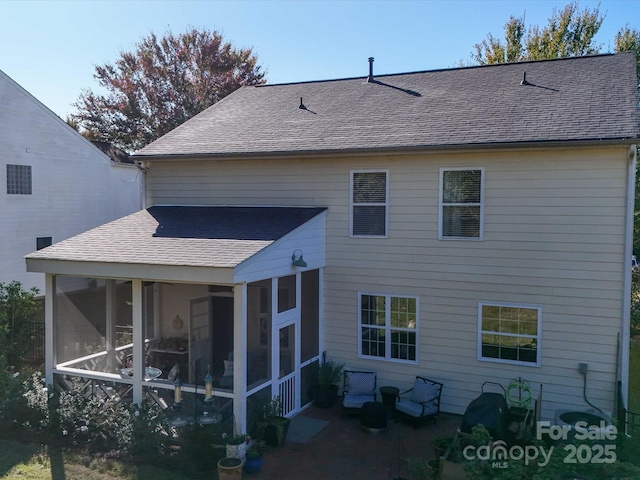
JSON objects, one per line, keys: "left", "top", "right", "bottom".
{"left": 0, "top": 0, "right": 637, "bottom": 119}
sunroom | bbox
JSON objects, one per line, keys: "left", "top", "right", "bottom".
{"left": 25, "top": 206, "right": 327, "bottom": 433}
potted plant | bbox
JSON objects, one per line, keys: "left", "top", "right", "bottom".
{"left": 243, "top": 440, "right": 265, "bottom": 474}
{"left": 312, "top": 355, "right": 344, "bottom": 408}
{"left": 431, "top": 436, "right": 454, "bottom": 458}
{"left": 261, "top": 395, "right": 290, "bottom": 447}
{"left": 222, "top": 431, "right": 250, "bottom": 461}
{"left": 217, "top": 456, "right": 244, "bottom": 480}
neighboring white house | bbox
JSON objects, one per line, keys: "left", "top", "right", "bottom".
{"left": 26, "top": 53, "right": 640, "bottom": 434}
{"left": 0, "top": 69, "right": 141, "bottom": 292}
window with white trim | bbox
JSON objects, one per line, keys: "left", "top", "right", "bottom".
{"left": 359, "top": 293, "right": 417, "bottom": 362}
{"left": 479, "top": 303, "right": 541, "bottom": 366}
{"left": 351, "top": 170, "right": 388, "bottom": 237}
{"left": 439, "top": 168, "right": 483, "bottom": 239}
{"left": 7, "top": 164, "right": 32, "bottom": 194}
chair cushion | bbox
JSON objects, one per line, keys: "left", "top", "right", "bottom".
{"left": 347, "top": 372, "right": 375, "bottom": 395}
{"left": 411, "top": 379, "right": 440, "bottom": 403}
{"left": 396, "top": 399, "right": 438, "bottom": 418}
{"left": 223, "top": 360, "right": 233, "bottom": 377}
{"left": 343, "top": 393, "right": 375, "bottom": 409}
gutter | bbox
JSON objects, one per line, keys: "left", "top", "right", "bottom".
{"left": 132, "top": 138, "right": 640, "bottom": 162}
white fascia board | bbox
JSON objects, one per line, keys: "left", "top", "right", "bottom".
{"left": 26, "top": 258, "right": 235, "bottom": 284}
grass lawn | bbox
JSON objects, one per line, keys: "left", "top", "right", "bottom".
{"left": 0, "top": 440, "right": 196, "bottom": 480}
{"left": 629, "top": 337, "right": 640, "bottom": 413}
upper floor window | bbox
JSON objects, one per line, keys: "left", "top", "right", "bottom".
{"left": 439, "top": 168, "right": 483, "bottom": 239}
{"left": 7, "top": 164, "right": 32, "bottom": 194}
{"left": 351, "top": 170, "right": 388, "bottom": 237}
{"left": 478, "top": 303, "right": 541, "bottom": 366}
{"left": 359, "top": 293, "right": 417, "bottom": 363}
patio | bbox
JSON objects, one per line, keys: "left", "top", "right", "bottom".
{"left": 258, "top": 402, "right": 461, "bottom": 480}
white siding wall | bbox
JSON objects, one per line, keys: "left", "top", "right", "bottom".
{"left": 0, "top": 72, "right": 141, "bottom": 292}
{"left": 145, "top": 146, "right": 628, "bottom": 420}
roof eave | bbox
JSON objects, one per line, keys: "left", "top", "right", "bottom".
{"left": 132, "top": 137, "right": 640, "bottom": 162}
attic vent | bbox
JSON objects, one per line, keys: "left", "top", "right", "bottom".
{"left": 367, "top": 57, "right": 374, "bottom": 82}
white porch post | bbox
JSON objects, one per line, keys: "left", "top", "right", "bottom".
{"left": 105, "top": 280, "right": 117, "bottom": 375}
{"left": 44, "top": 274, "right": 55, "bottom": 387}
{"left": 132, "top": 279, "right": 143, "bottom": 404}
{"left": 233, "top": 283, "right": 247, "bottom": 433}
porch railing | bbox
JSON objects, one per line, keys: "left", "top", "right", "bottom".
{"left": 278, "top": 374, "right": 296, "bottom": 417}
{"left": 617, "top": 380, "right": 640, "bottom": 436}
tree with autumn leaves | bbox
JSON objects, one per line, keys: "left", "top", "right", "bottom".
{"left": 70, "top": 28, "right": 265, "bottom": 152}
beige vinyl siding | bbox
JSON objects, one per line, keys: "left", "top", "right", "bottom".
{"left": 145, "top": 145, "right": 628, "bottom": 420}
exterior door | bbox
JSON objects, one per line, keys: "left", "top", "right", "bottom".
{"left": 277, "top": 322, "right": 296, "bottom": 416}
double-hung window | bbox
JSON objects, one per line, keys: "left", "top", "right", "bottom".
{"left": 359, "top": 293, "right": 417, "bottom": 363}
{"left": 351, "top": 170, "right": 388, "bottom": 237}
{"left": 478, "top": 303, "right": 541, "bottom": 366}
{"left": 7, "top": 164, "right": 32, "bottom": 194}
{"left": 439, "top": 168, "right": 483, "bottom": 239}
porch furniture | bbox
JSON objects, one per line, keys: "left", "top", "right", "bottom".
{"left": 342, "top": 370, "right": 377, "bottom": 413}
{"left": 360, "top": 401, "right": 387, "bottom": 432}
{"left": 379, "top": 385, "right": 400, "bottom": 418}
{"left": 396, "top": 376, "right": 443, "bottom": 428}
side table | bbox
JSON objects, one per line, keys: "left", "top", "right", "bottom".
{"left": 379, "top": 385, "right": 400, "bottom": 418}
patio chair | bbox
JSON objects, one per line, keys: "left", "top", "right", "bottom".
{"left": 396, "top": 376, "right": 443, "bottom": 428}
{"left": 342, "top": 370, "right": 377, "bottom": 414}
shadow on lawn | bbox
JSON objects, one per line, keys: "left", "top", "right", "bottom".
{"left": 0, "top": 439, "right": 47, "bottom": 477}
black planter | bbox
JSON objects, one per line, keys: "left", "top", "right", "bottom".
{"left": 313, "top": 384, "right": 339, "bottom": 408}
{"left": 263, "top": 416, "right": 290, "bottom": 447}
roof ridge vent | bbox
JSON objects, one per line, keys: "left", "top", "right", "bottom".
{"left": 367, "top": 57, "right": 374, "bottom": 82}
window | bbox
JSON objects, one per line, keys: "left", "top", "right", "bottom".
{"left": 479, "top": 303, "right": 541, "bottom": 366}
{"left": 36, "top": 237, "right": 52, "bottom": 250}
{"left": 439, "top": 168, "right": 483, "bottom": 239}
{"left": 277, "top": 275, "right": 296, "bottom": 313}
{"left": 7, "top": 164, "right": 32, "bottom": 194}
{"left": 351, "top": 170, "right": 388, "bottom": 236}
{"left": 359, "top": 293, "right": 417, "bottom": 362}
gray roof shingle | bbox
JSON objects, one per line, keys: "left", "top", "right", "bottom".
{"left": 26, "top": 206, "right": 326, "bottom": 268}
{"left": 136, "top": 53, "right": 640, "bottom": 158}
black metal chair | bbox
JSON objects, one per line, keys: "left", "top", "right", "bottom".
{"left": 342, "top": 370, "right": 377, "bottom": 414}
{"left": 396, "top": 376, "right": 443, "bottom": 428}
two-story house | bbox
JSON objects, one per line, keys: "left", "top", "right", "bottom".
{"left": 26, "top": 53, "right": 640, "bottom": 434}
{"left": 1, "top": 69, "right": 141, "bottom": 292}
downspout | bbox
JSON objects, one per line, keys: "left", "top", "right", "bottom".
{"left": 620, "top": 144, "right": 637, "bottom": 413}
{"left": 136, "top": 160, "right": 149, "bottom": 210}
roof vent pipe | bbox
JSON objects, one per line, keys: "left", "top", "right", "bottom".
{"left": 367, "top": 57, "right": 374, "bottom": 82}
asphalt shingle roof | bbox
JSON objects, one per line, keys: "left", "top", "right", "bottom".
{"left": 136, "top": 53, "right": 640, "bottom": 158}
{"left": 26, "top": 206, "right": 326, "bottom": 267}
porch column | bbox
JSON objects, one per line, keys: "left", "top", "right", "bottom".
{"left": 132, "top": 279, "right": 143, "bottom": 404}
{"left": 105, "top": 280, "right": 117, "bottom": 375}
{"left": 44, "top": 274, "right": 56, "bottom": 387}
{"left": 233, "top": 283, "right": 247, "bottom": 433}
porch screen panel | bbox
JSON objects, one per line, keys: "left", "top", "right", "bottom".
{"left": 301, "top": 270, "right": 319, "bottom": 363}
{"left": 54, "top": 277, "right": 132, "bottom": 374}
{"left": 248, "top": 280, "right": 271, "bottom": 389}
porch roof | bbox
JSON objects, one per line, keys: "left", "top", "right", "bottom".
{"left": 25, "top": 206, "right": 326, "bottom": 276}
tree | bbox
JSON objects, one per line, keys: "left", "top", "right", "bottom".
{"left": 70, "top": 28, "right": 266, "bottom": 152}
{"left": 0, "top": 282, "right": 41, "bottom": 367}
{"left": 472, "top": 2, "right": 604, "bottom": 65}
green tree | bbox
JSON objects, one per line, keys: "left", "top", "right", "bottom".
{"left": 473, "top": 2, "right": 604, "bottom": 65}
{"left": 0, "top": 282, "right": 40, "bottom": 367}
{"left": 70, "top": 28, "right": 266, "bottom": 152}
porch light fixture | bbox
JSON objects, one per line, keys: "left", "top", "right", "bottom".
{"left": 292, "top": 249, "right": 307, "bottom": 268}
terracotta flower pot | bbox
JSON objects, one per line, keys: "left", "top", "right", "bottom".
{"left": 218, "top": 457, "right": 244, "bottom": 480}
